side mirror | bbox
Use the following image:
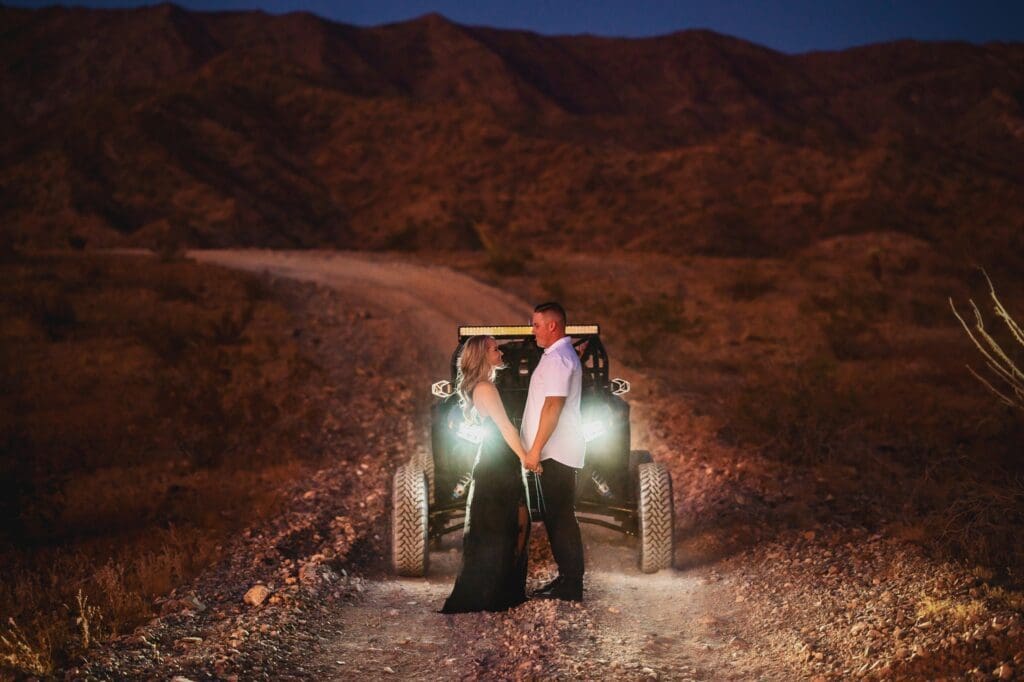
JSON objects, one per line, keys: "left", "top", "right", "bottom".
{"left": 431, "top": 380, "right": 453, "bottom": 398}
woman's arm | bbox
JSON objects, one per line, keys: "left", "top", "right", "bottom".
{"left": 473, "top": 383, "right": 537, "bottom": 469}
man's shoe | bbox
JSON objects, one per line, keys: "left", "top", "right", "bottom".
{"left": 532, "top": 576, "right": 563, "bottom": 597}
{"left": 536, "top": 579, "right": 583, "bottom": 602}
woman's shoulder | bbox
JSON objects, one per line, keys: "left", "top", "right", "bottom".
{"left": 471, "top": 381, "right": 498, "bottom": 418}
{"left": 472, "top": 380, "right": 498, "bottom": 398}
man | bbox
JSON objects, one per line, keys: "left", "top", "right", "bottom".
{"left": 521, "top": 302, "right": 586, "bottom": 602}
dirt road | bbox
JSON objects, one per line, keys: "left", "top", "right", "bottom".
{"left": 185, "top": 249, "right": 790, "bottom": 680}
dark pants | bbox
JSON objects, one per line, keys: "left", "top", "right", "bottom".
{"left": 539, "top": 458, "right": 584, "bottom": 583}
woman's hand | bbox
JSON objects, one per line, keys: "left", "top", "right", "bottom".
{"left": 524, "top": 449, "right": 542, "bottom": 474}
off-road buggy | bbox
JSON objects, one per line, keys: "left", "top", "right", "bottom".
{"left": 392, "top": 325, "right": 674, "bottom": 576}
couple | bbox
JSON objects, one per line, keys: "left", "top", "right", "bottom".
{"left": 441, "top": 302, "right": 586, "bottom": 613}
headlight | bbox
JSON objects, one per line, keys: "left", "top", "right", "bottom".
{"left": 457, "top": 421, "right": 483, "bottom": 444}
{"left": 583, "top": 420, "right": 606, "bottom": 443}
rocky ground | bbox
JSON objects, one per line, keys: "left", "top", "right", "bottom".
{"left": 74, "top": 251, "right": 1023, "bottom": 681}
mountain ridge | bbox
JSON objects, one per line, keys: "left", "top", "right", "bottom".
{"left": 1, "top": 3, "right": 1022, "bottom": 267}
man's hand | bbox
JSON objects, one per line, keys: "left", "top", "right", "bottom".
{"left": 524, "top": 449, "right": 542, "bottom": 473}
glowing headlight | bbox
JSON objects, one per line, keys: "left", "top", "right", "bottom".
{"left": 457, "top": 421, "right": 483, "bottom": 444}
{"left": 583, "top": 420, "right": 606, "bottom": 443}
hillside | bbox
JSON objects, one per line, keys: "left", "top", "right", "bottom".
{"left": 1, "top": 3, "right": 1023, "bottom": 268}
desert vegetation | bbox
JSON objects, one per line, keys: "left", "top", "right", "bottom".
{"left": 433, "top": 235, "right": 1024, "bottom": 578}
{"left": 0, "top": 251, "right": 327, "bottom": 675}
{"left": 950, "top": 269, "right": 1024, "bottom": 412}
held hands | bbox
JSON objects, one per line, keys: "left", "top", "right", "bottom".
{"left": 523, "top": 448, "right": 543, "bottom": 474}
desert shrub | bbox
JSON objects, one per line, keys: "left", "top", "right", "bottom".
{"left": 208, "top": 302, "right": 254, "bottom": 345}
{"left": 732, "top": 354, "right": 864, "bottom": 464}
{"left": 806, "top": 283, "right": 891, "bottom": 360}
{"left": 0, "top": 618, "right": 54, "bottom": 677}
{"left": 820, "top": 313, "right": 890, "bottom": 361}
{"left": 21, "top": 289, "right": 78, "bottom": 341}
{"left": 932, "top": 472, "right": 1024, "bottom": 572}
{"left": 243, "top": 270, "right": 275, "bottom": 301}
{"left": 941, "top": 270, "right": 1024, "bottom": 572}
{"left": 616, "top": 293, "right": 704, "bottom": 365}
{"left": 154, "top": 277, "right": 198, "bottom": 302}
{"left": 132, "top": 313, "right": 194, "bottom": 364}
{"left": 949, "top": 269, "right": 1024, "bottom": 411}
{"left": 720, "top": 265, "right": 779, "bottom": 301}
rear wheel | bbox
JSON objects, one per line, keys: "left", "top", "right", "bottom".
{"left": 414, "top": 449, "right": 435, "bottom": 504}
{"left": 636, "top": 461, "right": 674, "bottom": 573}
{"left": 391, "top": 463, "right": 429, "bottom": 576}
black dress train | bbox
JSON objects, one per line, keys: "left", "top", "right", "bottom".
{"left": 441, "top": 416, "right": 531, "bottom": 613}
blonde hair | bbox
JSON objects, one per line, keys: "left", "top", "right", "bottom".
{"left": 456, "top": 336, "right": 498, "bottom": 422}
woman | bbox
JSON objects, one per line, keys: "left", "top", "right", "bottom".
{"left": 441, "top": 335, "right": 539, "bottom": 613}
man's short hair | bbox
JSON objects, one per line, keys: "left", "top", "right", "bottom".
{"left": 534, "top": 301, "right": 566, "bottom": 328}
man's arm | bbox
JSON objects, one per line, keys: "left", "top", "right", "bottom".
{"left": 526, "top": 396, "right": 565, "bottom": 469}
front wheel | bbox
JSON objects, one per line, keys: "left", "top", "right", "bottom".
{"left": 636, "top": 461, "right": 674, "bottom": 573}
{"left": 391, "top": 463, "right": 429, "bottom": 577}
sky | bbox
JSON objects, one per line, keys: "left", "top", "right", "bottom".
{"left": 6, "top": 0, "right": 1024, "bottom": 54}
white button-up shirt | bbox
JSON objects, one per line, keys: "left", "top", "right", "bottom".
{"left": 520, "top": 335, "right": 586, "bottom": 468}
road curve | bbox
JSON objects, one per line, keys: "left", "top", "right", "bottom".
{"left": 186, "top": 248, "right": 780, "bottom": 681}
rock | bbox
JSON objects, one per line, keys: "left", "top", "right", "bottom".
{"left": 171, "top": 677, "right": 195, "bottom": 682}
{"left": 893, "top": 627, "right": 904, "bottom": 640}
{"left": 244, "top": 584, "right": 271, "bottom": 606}
{"left": 608, "top": 606, "right": 620, "bottom": 614}
{"left": 995, "top": 663, "right": 1013, "bottom": 680}
{"left": 803, "top": 531, "right": 816, "bottom": 541}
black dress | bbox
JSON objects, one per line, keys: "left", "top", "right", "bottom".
{"left": 441, "top": 416, "right": 531, "bottom": 613}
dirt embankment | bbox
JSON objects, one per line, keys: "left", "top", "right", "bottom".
{"left": 72, "top": 250, "right": 1023, "bottom": 681}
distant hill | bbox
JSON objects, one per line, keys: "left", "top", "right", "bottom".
{"left": 2, "top": 3, "right": 1022, "bottom": 266}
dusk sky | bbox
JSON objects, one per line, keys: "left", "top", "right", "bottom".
{"left": 5, "top": 0, "right": 1024, "bottom": 54}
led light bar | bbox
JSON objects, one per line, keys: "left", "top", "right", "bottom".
{"left": 458, "top": 324, "right": 600, "bottom": 340}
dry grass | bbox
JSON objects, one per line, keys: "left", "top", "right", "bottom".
{"left": 0, "top": 252, "right": 323, "bottom": 676}
{"left": 915, "top": 595, "right": 988, "bottom": 627}
{"left": 932, "top": 473, "right": 1024, "bottom": 572}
